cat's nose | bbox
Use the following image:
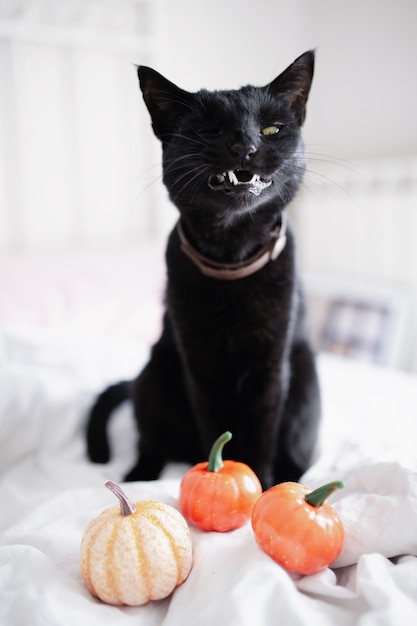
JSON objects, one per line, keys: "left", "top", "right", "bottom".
{"left": 230, "top": 141, "right": 257, "bottom": 164}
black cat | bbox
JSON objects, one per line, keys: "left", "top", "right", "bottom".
{"left": 87, "top": 51, "right": 321, "bottom": 489}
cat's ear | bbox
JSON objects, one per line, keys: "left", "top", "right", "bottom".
{"left": 138, "top": 66, "right": 194, "bottom": 141}
{"left": 268, "top": 50, "right": 315, "bottom": 125}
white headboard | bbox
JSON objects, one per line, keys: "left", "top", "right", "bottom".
{"left": 0, "top": 0, "right": 173, "bottom": 251}
{"left": 292, "top": 156, "right": 417, "bottom": 372}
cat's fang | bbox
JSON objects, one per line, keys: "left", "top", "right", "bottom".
{"left": 227, "top": 170, "right": 264, "bottom": 186}
{"left": 208, "top": 170, "right": 272, "bottom": 194}
{"left": 227, "top": 170, "right": 240, "bottom": 186}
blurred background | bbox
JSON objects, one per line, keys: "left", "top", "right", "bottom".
{"left": 1, "top": 0, "right": 417, "bottom": 371}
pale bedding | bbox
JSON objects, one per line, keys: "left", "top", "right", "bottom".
{"left": 1, "top": 249, "right": 417, "bottom": 625}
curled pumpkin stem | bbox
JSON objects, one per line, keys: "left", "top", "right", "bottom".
{"left": 305, "top": 480, "right": 344, "bottom": 507}
{"left": 207, "top": 431, "right": 232, "bottom": 473}
{"left": 105, "top": 480, "right": 137, "bottom": 516}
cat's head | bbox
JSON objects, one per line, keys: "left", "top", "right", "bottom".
{"left": 138, "top": 51, "right": 314, "bottom": 225}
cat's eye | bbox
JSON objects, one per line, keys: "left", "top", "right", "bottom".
{"left": 261, "top": 125, "right": 281, "bottom": 136}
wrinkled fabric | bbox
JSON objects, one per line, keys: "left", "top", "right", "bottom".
{"left": 1, "top": 328, "right": 417, "bottom": 625}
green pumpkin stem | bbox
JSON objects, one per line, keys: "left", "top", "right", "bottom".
{"left": 207, "top": 431, "right": 232, "bottom": 472}
{"left": 305, "top": 480, "right": 344, "bottom": 507}
{"left": 105, "top": 480, "right": 136, "bottom": 516}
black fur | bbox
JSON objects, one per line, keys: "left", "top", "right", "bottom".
{"left": 86, "top": 51, "right": 321, "bottom": 489}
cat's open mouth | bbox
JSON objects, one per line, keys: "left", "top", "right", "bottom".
{"left": 208, "top": 170, "right": 272, "bottom": 196}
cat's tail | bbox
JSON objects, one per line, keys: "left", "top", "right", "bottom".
{"left": 86, "top": 381, "right": 130, "bottom": 464}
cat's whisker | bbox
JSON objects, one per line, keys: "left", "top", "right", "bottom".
{"left": 163, "top": 156, "right": 210, "bottom": 204}
{"left": 164, "top": 153, "right": 204, "bottom": 171}
{"left": 126, "top": 162, "right": 165, "bottom": 204}
{"left": 127, "top": 161, "right": 163, "bottom": 187}
{"left": 169, "top": 132, "right": 207, "bottom": 148}
{"left": 174, "top": 169, "right": 209, "bottom": 204}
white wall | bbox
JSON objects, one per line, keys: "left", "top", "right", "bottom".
{"left": 151, "top": 0, "right": 417, "bottom": 160}
{"left": 0, "top": 0, "right": 162, "bottom": 249}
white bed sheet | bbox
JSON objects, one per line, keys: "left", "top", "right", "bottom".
{"left": 1, "top": 324, "right": 417, "bottom": 625}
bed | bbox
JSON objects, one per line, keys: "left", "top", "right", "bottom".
{"left": 1, "top": 247, "right": 417, "bottom": 626}
{"left": 2, "top": 2, "right": 417, "bottom": 622}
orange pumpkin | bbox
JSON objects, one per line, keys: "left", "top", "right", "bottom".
{"left": 80, "top": 481, "right": 193, "bottom": 605}
{"left": 251, "top": 480, "right": 345, "bottom": 575}
{"left": 179, "top": 431, "right": 262, "bottom": 532}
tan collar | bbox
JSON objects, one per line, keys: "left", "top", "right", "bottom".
{"left": 176, "top": 211, "right": 287, "bottom": 280}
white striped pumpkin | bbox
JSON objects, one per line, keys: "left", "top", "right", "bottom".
{"left": 80, "top": 481, "right": 193, "bottom": 606}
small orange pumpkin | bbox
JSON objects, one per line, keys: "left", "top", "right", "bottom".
{"left": 80, "top": 481, "right": 193, "bottom": 605}
{"left": 251, "top": 480, "right": 345, "bottom": 575}
{"left": 179, "top": 431, "right": 262, "bottom": 532}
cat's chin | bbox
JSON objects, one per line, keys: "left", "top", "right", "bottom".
{"left": 208, "top": 169, "right": 272, "bottom": 197}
